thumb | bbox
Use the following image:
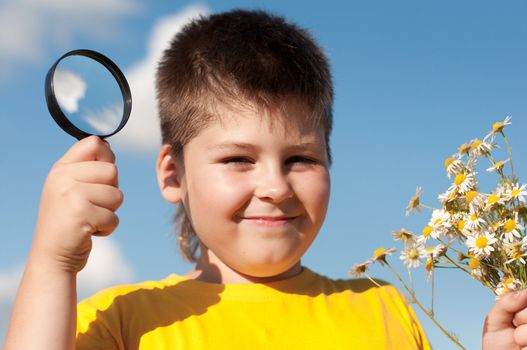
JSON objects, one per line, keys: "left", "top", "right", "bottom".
{"left": 57, "top": 136, "right": 115, "bottom": 164}
{"left": 485, "top": 290, "right": 527, "bottom": 332}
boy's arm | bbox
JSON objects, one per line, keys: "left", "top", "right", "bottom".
{"left": 3, "top": 136, "right": 123, "bottom": 350}
{"left": 482, "top": 290, "right": 527, "bottom": 349}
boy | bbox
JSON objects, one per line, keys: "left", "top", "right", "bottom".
{"left": 4, "top": 9, "right": 526, "bottom": 349}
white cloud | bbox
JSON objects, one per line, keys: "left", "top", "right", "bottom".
{"left": 0, "top": 238, "right": 134, "bottom": 301}
{"left": 0, "top": 237, "right": 134, "bottom": 340}
{"left": 77, "top": 237, "right": 134, "bottom": 300}
{"left": 112, "top": 5, "right": 209, "bottom": 153}
{"left": 83, "top": 104, "right": 124, "bottom": 136}
{"left": 0, "top": 266, "right": 23, "bottom": 302}
{"left": 0, "top": 0, "right": 140, "bottom": 80}
{"left": 54, "top": 69, "right": 87, "bottom": 113}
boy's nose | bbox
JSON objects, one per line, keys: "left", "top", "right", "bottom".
{"left": 253, "top": 166, "right": 293, "bottom": 203}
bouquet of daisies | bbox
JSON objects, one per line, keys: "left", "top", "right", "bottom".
{"left": 351, "top": 117, "right": 525, "bottom": 349}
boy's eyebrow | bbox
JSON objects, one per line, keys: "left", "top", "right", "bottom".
{"left": 207, "top": 142, "right": 256, "bottom": 152}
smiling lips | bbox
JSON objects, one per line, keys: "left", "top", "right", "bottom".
{"left": 242, "top": 216, "right": 298, "bottom": 227}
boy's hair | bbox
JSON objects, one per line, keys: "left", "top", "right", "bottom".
{"left": 156, "top": 9, "right": 333, "bottom": 262}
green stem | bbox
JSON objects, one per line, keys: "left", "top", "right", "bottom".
{"left": 443, "top": 254, "right": 471, "bottom": 275}
{"left": 431, "top": 266, "right": 435, "bottom": 317}
{"left": 420, "top": 204, "right": 439, "bottom": 211}
{"left": 385, "top": 263, "right": 466, "bottom": 349}
{"left": 502, "top": 133, "right": 515, "bottom": 180}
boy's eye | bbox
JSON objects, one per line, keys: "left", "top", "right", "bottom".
{"left": 222, "top": 157, "right": 254, "bottom": 165}
{"left": 286, "top": 156, "right": 317, "bottom": 165}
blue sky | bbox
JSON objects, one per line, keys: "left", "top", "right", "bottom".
{"left": 2, "top": 1, "right": 527, "bottom": 348}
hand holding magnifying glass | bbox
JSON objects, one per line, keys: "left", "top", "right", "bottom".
{"left": 33, "top": 48, "right": 130, "bottom": 270}
{"left": 45, "top": 49, "right": 132, "bottom": 139}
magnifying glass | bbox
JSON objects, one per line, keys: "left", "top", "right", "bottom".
{"left": 45, "top": 49, "right": 132, "bottom": 140}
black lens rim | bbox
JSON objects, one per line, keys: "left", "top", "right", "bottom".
{"left": 45, "top": 49, "right": 132, "bottom": 140}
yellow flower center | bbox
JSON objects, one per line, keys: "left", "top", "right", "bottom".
{"left": 373, "top": 248, "right": 386, "bottom": 260}
{"left": 422, "top": 226, "right": 433, "bottom": 237}
{"left": 457, "top": 220, "right": 466, "bottom": 231}
{"left": 494, "top": 161, "right": 506, "bottom": 170}
{"left": 487, "top": 194, "right": 499, "bottom": 204}
{"left": 504, "top": 219, "right": 516, "bottom": 233}
{"left": 455, "top": 173, "right": 466, "bottom": 186}
{"left": 470, "top": 214, "right": 478, "bottom": 222}
{"left": 425, "top": 258, "right": 433, "bottom": 272}
{"left": 492, "top": 121, "right": 505, "bottom": 132}
{"left": 434, "top": 218, "right": 442, "bottom": 225}
{"left": 459, "top": 143, "right": 471, "bottom": 154}
{"left": 469, "top": 257, "right": 480, "bottom": 270}
{"left": 444, "top": 157, "right": 454, "bottom": 169}
{"left": 466, "top": 191, "right": 478, "bottom": 204}
{"left": 505, "top": 277, "right": 514, "bottom": 286}
{"left": 408, "top": 248, "right": 419, "bottom": 259}
{"left": 471, "top": 139, "right": 483, "bottom": 151}
{"left": 475, "top": 237, "right": 488, "bottom": 249}
{"left": 511, "top": 189, "right": 521, "bottom": 197}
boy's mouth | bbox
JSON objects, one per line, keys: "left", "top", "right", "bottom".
{"left": 240, "top": 215, "right": 298, "bottom": 227}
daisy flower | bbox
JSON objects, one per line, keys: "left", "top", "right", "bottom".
{"left": 420, "top": 226, "right": 433, "bottom": 242}
{"left": 444, "top": 157, "right": 465, "bottom": 178}
{"left": 505, "top": 241, "right": 527, "bottom": 264}
{"left": 468, "top": 257, "right": 484, "bottom": 279}
{"left": 451, "top": 172, "right": 477, "bottom": 194}
{"left": 453, "top": 214, "right": 471, "bottom": 237}
{"left": 484, "top": 192, "right": 505, "bottom": 211}
{"left": 505, "top": 183, "right": 527, "bottom": 203}
{"left": 391, "top": 229, "right": 417, "bottom": 243}
{"left": 428, "top": 209, "right": 452, "bottom": 239}
{"left": 495, "top": 277, "right": 522, "bottom": 298}
{"left": 466, "top": 231, "right": 498, "bottom": 257}
{"left": 465, "top": 190, "right": 485, "bottom": 212}
{"left": 470, "top": 139, "right": 494, "bottom": 157}
{"left": 425, "top": 257, "right": 434, "bottom": 280}
{"left": 371, "top": 247, "right": 396, "bottom": 266}
{"left": 400, "top": 242, "right": 426, "bottom": 268}
{"left": 405, "top": 187, "right": 423, "bottom": 216}
{"left": 438, "top": 188, "right": 458, "bottom": 205}
{"left": 501, "top": 215, "right": 524, "bottom": 243}
{"left": 349, "top": 260, "right": 372, "bottom": 278}
{"left": 425, "top": 244, "right": 447, "bottom": 259}
{"left": 484, "top": 116, "right": 512, "bottom": 141}
{"left": 486, "top": 159, "right": 509, "bottom": 173}
{"left": 458, "top": 142, "right": 472, "bottom": 157}
{"left": 465, "top": 210, "right": 486, "bottom": 230}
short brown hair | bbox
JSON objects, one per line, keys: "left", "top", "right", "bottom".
{"left": 156, "top": 9, "right": 333, "bottom": 262}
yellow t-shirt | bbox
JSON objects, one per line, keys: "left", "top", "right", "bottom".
{"left": 76, "top": 267, "right": 430, "bottom": 349}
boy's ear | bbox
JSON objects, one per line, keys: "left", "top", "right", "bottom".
{"left": 156, "top": 144, "right": 183, "bottom": 204}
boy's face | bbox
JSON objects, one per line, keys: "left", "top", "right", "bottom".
{"left": 174, "top": 102, "right": 330, "bottom": 281}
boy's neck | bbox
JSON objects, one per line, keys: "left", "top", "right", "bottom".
{"left": 186, "top": 252, "right": 303, "bottom": 284}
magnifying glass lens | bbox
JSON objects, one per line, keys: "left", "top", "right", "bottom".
{"left": 45, "top": 49, "right": 132, "bottom": 140}
{"left": 54, "top": 56, "right": 124, "bottom": 136}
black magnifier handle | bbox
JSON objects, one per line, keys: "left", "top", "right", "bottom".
{"left": 45, "top": 49, "right": 132, "bottom": 140}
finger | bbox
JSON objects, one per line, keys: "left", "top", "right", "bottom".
{"left": 514, "top": 323, "right": 527, "bottom": 347}
{"left": 514, "top": 307, "right": 527, "bottom": 327}
{"left": 487, "top": 290, "right": 527, "bottom": 332}
{"left": 66, "top": 162, "right": 119, "bottom": 187}
{"left": 79, "top": 183, "right": 124, "bottom": 212}
{"left": 57, "top": 136, "right": 115, "bottom": 164}
{"left": 83, "top": 205, "right": 120, "bottom": 236}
